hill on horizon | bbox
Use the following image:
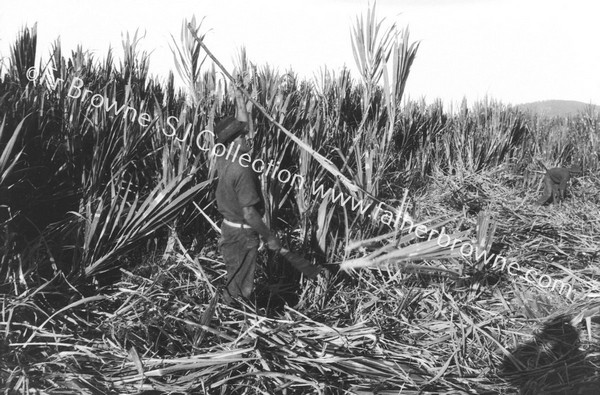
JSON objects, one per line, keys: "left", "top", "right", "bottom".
{"left": 516, "top": 99, "right": 599, "bottom": 117}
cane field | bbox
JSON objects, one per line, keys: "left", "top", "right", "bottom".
{"left": 1, "top": 10, "right": 600, "bottom": 395}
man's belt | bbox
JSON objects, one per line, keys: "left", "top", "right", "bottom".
{"left": 223, "top": 219, "right": 249, "bottom": 229}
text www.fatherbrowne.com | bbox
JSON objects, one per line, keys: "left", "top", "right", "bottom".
{"left": 196, "top": 128, "right": 575, "bottom": 298}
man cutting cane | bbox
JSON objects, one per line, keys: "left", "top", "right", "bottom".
{"left": 214, "top": 90, "right": 284, "bottom": 305}
{"left": 215, "top": 89, "right": 324, "bottom": 305}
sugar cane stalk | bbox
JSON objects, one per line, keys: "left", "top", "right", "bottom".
{"left": 185, "top": 23, "right": 361, "bottom": 195}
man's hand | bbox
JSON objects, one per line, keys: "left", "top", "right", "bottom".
{"left": 243, "top": 206, "right": 281, "bottom": 250}
{"left": 266, "top": 235, "right": 282, "bottom": 251}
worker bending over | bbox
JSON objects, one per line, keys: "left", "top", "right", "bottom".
{"left": 536, "top": 167, "right": 582, "bottom": 206}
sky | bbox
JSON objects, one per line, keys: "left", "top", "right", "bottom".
{"left": 1, "top": 0, "right": 599, "bottom": 107}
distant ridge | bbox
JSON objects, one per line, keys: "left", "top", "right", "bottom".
{"left": 516, "top": 100, "right": 599, "bottom": 117}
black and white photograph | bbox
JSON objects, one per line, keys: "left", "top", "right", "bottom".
{"left": 1, "top": 0, "right": 599, "bottom": 393}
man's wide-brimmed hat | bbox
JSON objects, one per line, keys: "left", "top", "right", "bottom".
{"left": 214, "top": 116, "right": 248, "bottom": 145}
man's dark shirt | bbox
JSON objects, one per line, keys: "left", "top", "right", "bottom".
{"left": 216, "top": 155, "right": 264, "bottom": 224}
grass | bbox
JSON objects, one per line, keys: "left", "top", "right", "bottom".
{"left": 2, "top": 167, "right": 599, "bottom": 394}
{"left": 1, "top": 5, "right": 600, "bottom": 394}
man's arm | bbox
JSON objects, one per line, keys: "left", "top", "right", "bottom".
{"left": 537, "top": 174, "right": 553, "bottom": 205}
{"left": 235, "top": 89, "right": 249, "bottom": 123}
{"left": 242, "top": 206, "right": 281, "bottom": 250}
{"left": 557, "top": 173, "right": 570, "bottom": 202}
